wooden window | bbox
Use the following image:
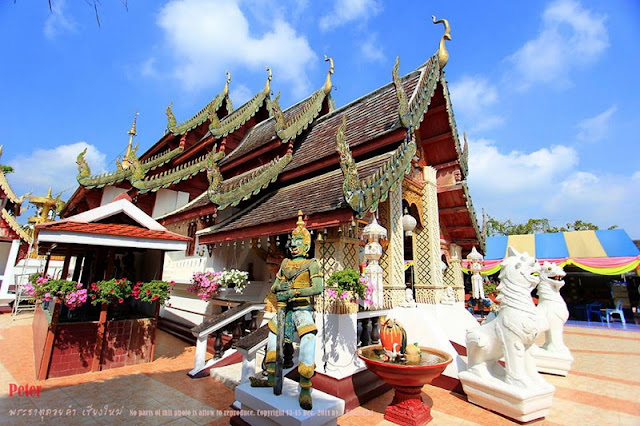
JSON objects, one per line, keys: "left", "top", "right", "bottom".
{"left": 186, "top": 222, "right": 197, "bottom": 256}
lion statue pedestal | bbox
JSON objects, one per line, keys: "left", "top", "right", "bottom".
{"left": 530, "top": 261, "right": 574, "bottom": 376}
{"left": 459, "top": 248, "right": 555, "bottom": 422}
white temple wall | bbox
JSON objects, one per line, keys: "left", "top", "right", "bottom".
{"left": 162, "top": 241, "right": 273, "bottom": 326}
{"left": 100, "top": 186, "right": 128, "bottom": 206}
{"left": 152, "top": 189, "right": 190, "bottom": 218}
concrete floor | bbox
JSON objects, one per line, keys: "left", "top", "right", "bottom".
{"left": 1, "top": 312, "right": 639, "bottom": 425}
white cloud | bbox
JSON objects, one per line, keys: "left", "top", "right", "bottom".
{"left": 466, "top": 137, "right": 640, "bottom": 238}
{"left": 156, "top": 0, "right": 316, "bottom": 97}
{"left": 319, "top": 0, "right": 381, "bottom": 31}
{"left": 7, "top": 142, "right": 107, "bottom": 199}
{"left": 44, "top": 0, "right": 76, "bottom": 39}
{"left": 576, "top": 105, "right": 617, "bottom": 143}
{"left": 449, "top": 76, "right": 504, "bottom": 133}
{"left": 468, "top": 138, "right": 577, "bottom": 194}
{"left": 549, "top": 171, "right": 640, "bottom": 236}
{"left": 507, "top": 0, "right": 608, "bottom": 91}
{"left": 140, "top": 57, "right": 160, "bottom": 79}
{"left": 231, "top": 84, "right": 254, "bottom": 106}
{"left": 360, "top": 34, "right": 385, "bottom": 63}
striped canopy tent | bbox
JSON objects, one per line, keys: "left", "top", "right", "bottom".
{"left": 462, "top": 229, "right": 640, "bottom": 276}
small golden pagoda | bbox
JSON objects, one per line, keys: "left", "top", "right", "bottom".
{"left": 28, "top": 187, "right": 64, "bottom": 225}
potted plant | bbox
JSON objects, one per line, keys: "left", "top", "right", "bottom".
{"left": 25, "top": 277, "right": 88, "bottom": 311}
{"left": 218, "top": 269, "right": 249, "bottom": 294}
{"left": 89, "top": 278, "right": 132, "bottom": 305}
{"left": 188, "top": 271, "right": 223, "bottom": 301}
{"left": 324, "top": 269, "right": 374, "bottom": 314}
{"left": 132, "top": 280, "right": 174, "bottom": 305}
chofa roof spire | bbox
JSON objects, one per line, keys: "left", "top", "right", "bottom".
{"left": 323, "top": 55, "right": 334, "bottom": 95}
{"left": 224, "top": 71, "right": 231, "bottom": 96}
{"left": 432, "top": 15, "right": 451, "bottom": 69}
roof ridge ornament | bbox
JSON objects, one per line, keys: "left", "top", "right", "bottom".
{"left": 224, "top": 71, "right": 231, "bottom": 97}
{"left": 264, "top": 67, "right": 272, "bottom": 95}
{"left": 392, "top": 57, "right": 410, "bottom": 128}
{"left": 432, "top": 15, "right": 451, "bottom": 70}
{"left": 125, "top": 112, "right": 139, "bottom": 158}
{"left": 166, "top": 102, "right": 177, "bottom": 129}
{"left": 323, "top": 55, "right": 334, "bottom": 95}
{"left": 271, "top": 92, "right": 286, "bottom": 130}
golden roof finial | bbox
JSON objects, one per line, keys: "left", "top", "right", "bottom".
{"left": 128, "top": 111, "right": 139, "bottom": 136}
{"left": 264, "top": 66, "right": 272, "bottom": 94}
{"left": 432, "top": 15, "right": 451, "bottom": 70}
{"left": 323, "top": 55, "right": 334, "bottom": 95}
{"left": 224, "top": 71, "right": 231, "bottom": 96}
{"left": 126, "top": 112, "right": 139, "bottom": 156}
{"left": 46, "top": 187, "right": 52, "bottom": 198}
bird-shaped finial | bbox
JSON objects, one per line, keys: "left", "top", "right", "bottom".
{"left": 323, "top": 55, "right": 334, "bottom": 95}
{"left": 432, "top": 15, "right": 451, "bottom": 70}
{"left": 224, "top": 71, "right": 231, "bottom": 96}
{"left": 264, "top": 67, "right": 272, "bottom": 94}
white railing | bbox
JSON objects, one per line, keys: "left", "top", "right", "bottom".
{"left": 188, "top": 303, "right": 265, "bottom": 377}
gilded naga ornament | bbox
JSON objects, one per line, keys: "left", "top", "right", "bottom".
{"left": 76, "top": 148, "right": 91, "bottom": 179}
{"left": 166, "top": 102, "right": 177, "bottom": 129}
{"left": 432, "top": 15, "right": 451, "bottom": 69}
{"left": 250, "top": 211, "right": 323, "bottom": 411}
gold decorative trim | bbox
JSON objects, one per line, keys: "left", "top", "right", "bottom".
{"left": 1, "top": 209, "right": 32, "bottom": 243}
{"left": 265, "top": 350, "right": 276, "bottom": 364}
{"left": 298, "top": 362, "right": 316, "bottom": 379}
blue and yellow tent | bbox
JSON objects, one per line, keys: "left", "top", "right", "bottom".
{"left": 463, "top": 229, "right": 640, "bottom": 275}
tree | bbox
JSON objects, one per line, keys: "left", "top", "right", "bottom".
{"left": 1, "top": 165, "right": 14, "bottom": 174}
{"left": 484, "top": 216, "right": 617, "bottom": 236}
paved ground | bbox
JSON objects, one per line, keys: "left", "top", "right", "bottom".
{"left": 0, "top": 312, "right": 638, "bottom": 425}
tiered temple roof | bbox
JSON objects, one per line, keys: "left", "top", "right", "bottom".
{"left": 64, "top": 21, "right": 481, "bottom": 252}
{"left": 0, "top": 146, "right": 31, "bottom": 244}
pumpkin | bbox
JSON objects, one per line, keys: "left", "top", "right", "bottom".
{"left": 405, "top": 343, "right": 421, "bottom": 365}
{"left": 380, "top": 319, "right": 407, "bottom": 354}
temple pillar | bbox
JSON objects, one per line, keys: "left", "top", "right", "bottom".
{"left": 381, "top": 184, "right": 405, "bottom": 308}
{"left": 413, "top": 166, "right": 444, "bottom": 304}
{"left": 315, "top": 233, "right": 359, "bottom": 312}
{"left": 446, "top": 244, "right": 465, "bottom": 302}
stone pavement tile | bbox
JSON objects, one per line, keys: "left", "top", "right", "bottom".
{"left": 545, "top": 372, "right": 640, "bottom": 405}
{"left": 165, "top": 418, "right": 199, "bottom": 425}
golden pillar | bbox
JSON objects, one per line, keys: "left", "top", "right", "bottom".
{"left": 413, "top": 167, "right": 444, "bottom": 304}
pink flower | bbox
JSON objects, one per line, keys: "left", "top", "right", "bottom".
{"left": 326, "top": 288, "right": 337, "bottom": 298}
{"left": 118, "top": 298, "right": 124, "bottom": 303}
{"left": 76, "top": 283, "right": 83, "bottom": 289}
{"left": 340, "top": 291, "right": 351, "bottom": 300}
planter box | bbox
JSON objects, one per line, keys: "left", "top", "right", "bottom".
{"left": 33, "top": 301, "right": 159, "bottom": 380}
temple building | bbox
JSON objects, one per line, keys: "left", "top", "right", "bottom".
{"left": 0, "top": 147, "right": 32, "bottom": 310}
{"left": 62, "top": 24, "right": 480, "bottom": 338}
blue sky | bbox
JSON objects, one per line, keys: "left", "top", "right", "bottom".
{"left": 1, "top": 0, "right": 638, "bottom": 237}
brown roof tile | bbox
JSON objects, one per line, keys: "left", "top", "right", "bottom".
{"left": 221, "top": 95, "right": 315, "bottom": 164}
{"left": 202, "top": 153, "right": 393, "bottom": 235}
{"left": 37, "top": 222, "right": 191, "bottom": 241}
{"left": 285, "top": 71, "right": 420, "bottom": 171}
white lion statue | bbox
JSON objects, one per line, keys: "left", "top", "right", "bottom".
{"left": 535, "top": 261, "right": 570, "bottom": 354}
{"left": 465, "top": 247, "right": 547, "bottom": 388}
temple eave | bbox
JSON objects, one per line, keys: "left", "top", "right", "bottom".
{"left": 197, "top": 208, "right": 354, "bottom": 245}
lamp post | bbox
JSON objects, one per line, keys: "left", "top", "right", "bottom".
{"left": 362, "top": 216, "right": 387, "bottom": 310}
{"left": 466, "top": 246, "right": 485, "bottom": 300}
